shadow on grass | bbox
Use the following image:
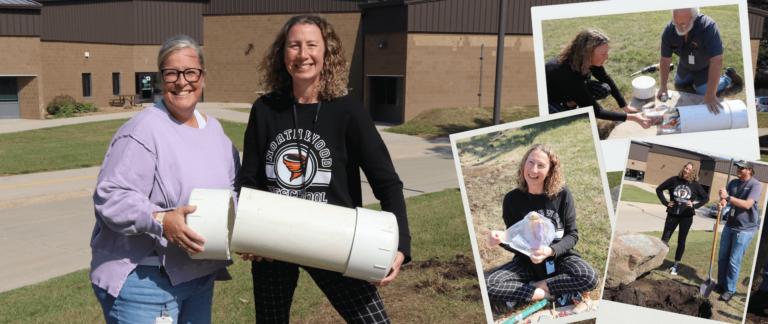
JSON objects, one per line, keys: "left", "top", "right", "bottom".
{"left": 456, "top": 115, "right": 585, "bottom": 166}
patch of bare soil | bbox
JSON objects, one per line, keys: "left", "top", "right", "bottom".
{"left": 297, "top": 254, "right": 485, "bottom": 323}
{"left": 603, "top": 278, "right": 713, "bottom": 319}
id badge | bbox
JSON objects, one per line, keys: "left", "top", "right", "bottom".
{"left": 688, "top": 54, "right": 695, "bottom": 65}
{"left": 545, "top": 260, "right": 555, "bottom": 275}
{"left": 155, "top": 316, "right": 173, "bottom": 324}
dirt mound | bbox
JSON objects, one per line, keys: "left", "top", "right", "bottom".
{"left": 603, "top": 277, "right": 712, "bottom": 319}
{"left": 408, "top": 254, "right": 482, "bottom": 302}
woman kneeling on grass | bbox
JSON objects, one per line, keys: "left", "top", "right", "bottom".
{"left": 485, "top": 144, "right": 598, "bottom": 314}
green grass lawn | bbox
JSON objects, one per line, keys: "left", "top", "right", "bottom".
{"left": 0, "top": 119, "right": 246, "bottom": 176}
{"left": 758, "top": 112, "right": 768, "bottom": 129}
{"left": 0, "top": 189, "right": 485, "bottom": 323}
{"left": 226, "top": 107, "right": 252, "bottom": 114}
{"left": 386, "top": 106, "right": 538, "bottom": 138}
{"left": 620, "top": 183, "right": 661, "bottom": 205}
{"left": 607, "top": 171, "right": 623, "bottom": 189}
{"left": 542, "top": 5, "right": 744, "bottom": 123}
{"left": 455, "top": 115, "right": 611, "bottom": 288}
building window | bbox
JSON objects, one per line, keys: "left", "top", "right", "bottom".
{"left": 112, "top": 72, "right": 120, "bottom": 95}
{"left": 82, "top": 73, "right": 92, "bottom": 97}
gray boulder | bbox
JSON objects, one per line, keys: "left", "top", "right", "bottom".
{"left": 605, "top": 233, "right": 669, "bottom": 288}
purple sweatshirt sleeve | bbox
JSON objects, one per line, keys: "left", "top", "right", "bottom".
{"left": 93, "top": 134, "right": 165, "bottom": 239}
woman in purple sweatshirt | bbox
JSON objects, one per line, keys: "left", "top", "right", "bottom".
{"left": 90, "top": 35, "right": 240, "bottom": 323}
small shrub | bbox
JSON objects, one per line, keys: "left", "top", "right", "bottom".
{"left": 46, "top": 95, "right": 98, "bottom": 118}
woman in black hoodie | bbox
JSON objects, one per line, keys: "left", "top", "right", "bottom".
{"left": 655, "top": 162, "right": 709, "bottom": 275}
{"left": 237, "top": 15, "right": 411, "bottom": 323}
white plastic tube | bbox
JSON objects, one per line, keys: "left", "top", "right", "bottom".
{"left": 186, "top": 189, "right": 236, "bottom": 260}
{"left": 188, "top": 187, "right": 400, "bottom": 281}
{"left": 678, "top": 99, "right": 748, "bottom": 133}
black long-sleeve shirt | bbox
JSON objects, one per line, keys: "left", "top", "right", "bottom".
{"left": 655, "top": 176, "right": 709, "bottom": 217}
{"left": 545, "top": 58, "right": 628, "bottom": 121}
{"left": 237, "top": 92, "right": 412, "bottom": 263}
{"left": 502, "top": 187, "right": 578, "bottom": 259}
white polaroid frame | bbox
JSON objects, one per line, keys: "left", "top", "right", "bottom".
{"left": 609, "top": 140, "right": 768, "bottom": 323}
{"left": 531, "top": 0, "right": 759, "bottom": 173}
{"left": 449, "top": 108, "right": 616, "bottom": 324}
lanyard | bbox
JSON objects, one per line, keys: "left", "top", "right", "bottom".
{"left": 291, "top": 101, "right": 322, "bottom": 197}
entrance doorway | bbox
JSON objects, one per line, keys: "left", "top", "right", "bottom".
{"left": 135, "top": 72, "right": 160, "bottom": 103}
{"left": 368, "top": 76, "right": 404, "bottom": 124}
{"left": 0, "top": 77, "right": 19, "bottom": 118}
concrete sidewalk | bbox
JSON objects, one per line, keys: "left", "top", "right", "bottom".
{"left": 0, "top": 104, "right": 457, "bottom": 293}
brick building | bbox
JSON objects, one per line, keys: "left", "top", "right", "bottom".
{"left": 0, "top": 0, "right": 765, "bottom": 122}
{"left": 626, "top": 141, "right": 768, "bottom": 205}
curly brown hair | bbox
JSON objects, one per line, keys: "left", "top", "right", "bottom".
{"left": 517, "top": 144, "right": 565, "bottom": 199}
{"left": 259, "top": 15, "right": 348, "bottom": 101}
{"left": 678, "top": 162, "right": 698, "bottom": 182}
{"left": 558, "top": 29, "right": 610, "bottom": 75}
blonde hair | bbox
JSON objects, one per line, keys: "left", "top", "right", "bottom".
{"left": 517, "top": 144, "right": 565, "bottom": 199}
{"left": 678, "top": 162, "right": 698, "bottom": 182}
{"left": 157, "top": 35, "right": 204, "bottom": 71}
{"left": 260, "top": 15, "right": 348, "bottom": 101}
{"left": 558, "top": 29, "right": 610, "bottom": 75}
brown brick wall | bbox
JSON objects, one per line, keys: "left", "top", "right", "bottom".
{"left": 0, "top": 36, "right": 41, "bottom": 75}
{"left": 17, "top": 76, "right": 43, "bottom": 119}
{"left": 203, "top": 13, "right": 363, "bottom": 104}
{"left": 404, "top": 33, "right": 537, "bottom": 120}
{"left": 644, "top": 152, "right": 702, "bottom": 187}
{"left": 40, "top": 41, "right": 138, "bottom": 109}
{"left": 626, "top": 159, "right": 646, "bottom": 172}
{"left": 752, "top": 39, "right": 759, "bottom": 72}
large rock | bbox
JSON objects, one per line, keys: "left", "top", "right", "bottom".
{"left": 605, "top": 233, "right": 669, "bottom": 288}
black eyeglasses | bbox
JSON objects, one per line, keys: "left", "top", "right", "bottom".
{"left": 160, "top": 68, "right": 203, "bottom": 83}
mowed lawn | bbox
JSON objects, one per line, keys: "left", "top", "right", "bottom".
{"left": 620, "top": 183, "right": 662, "bottom": 205}
{"left": 541, "top": 5, "right": 745, "bottom": 112}
{"left": 0, "top": 119, "right": 246, "bottom": 176}
{"left": 455, "top": 115, "right": 612, "bottom": 291}
{"left": 386, "top": 106, "right": 539, "bottom": 138}
{"left": 0, "top": 189, "right": 485, "bottom": 323}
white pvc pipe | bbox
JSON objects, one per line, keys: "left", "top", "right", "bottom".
{"left": 186, "top": 187, "right": 400, "bottom": 281}
{"left": 678, "top": 99, "right": 748, "bottom": 133}
{"left": 186, "top": 189, "right": 235, "bottom": 260}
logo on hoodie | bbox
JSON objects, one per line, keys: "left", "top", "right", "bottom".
{"left": 265, "top": 128, "right": 332, "bottom": 202}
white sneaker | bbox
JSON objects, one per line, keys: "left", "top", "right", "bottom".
{"left": 669, "top": 265, "right": 678, "bottom": 276}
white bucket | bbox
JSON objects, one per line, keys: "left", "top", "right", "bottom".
{"left": 632, "top": 76, "right": 656, "bottom": 100}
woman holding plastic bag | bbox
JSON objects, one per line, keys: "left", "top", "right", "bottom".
{"left": 485, "top": 144, "right": 598, "bottom": 311}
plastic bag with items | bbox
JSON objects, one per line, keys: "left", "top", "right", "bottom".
{"left": 501, "top": 211, "right": 555, "bottom": 256}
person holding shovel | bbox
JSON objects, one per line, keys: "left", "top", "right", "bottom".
{"left": 485, "top": 145, "right": 598, "bottom": 313}
{"left": 716, "top": 160, "right": 762, "bottom": 301}
{"left": 655, "top": 162, "right": 709, "bottom": 276}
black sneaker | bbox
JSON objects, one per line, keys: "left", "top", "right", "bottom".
{"left": 720, "top": 291, "right": 734, "bottom": 302}
{"left": 714, "top": 283, "right": 725, "bottom": 294}
{"left": 721, "top": 67, "right": 744, "bottom": 96}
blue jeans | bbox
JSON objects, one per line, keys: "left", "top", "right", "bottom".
{"left": 674, "top": 71, "right": 731, "bottom": 96}
{"left": 717, "top": 226, "right": 755, "bottom": 293}
{"left": 92, "top": 266, "right": 215, "bottom": 324}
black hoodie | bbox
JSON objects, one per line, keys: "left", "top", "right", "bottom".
{"left": 237, "top": 92, "right": 412, "bottom": 262}
{"left": 655, "top": 176, "right": 709, "bottom": 217}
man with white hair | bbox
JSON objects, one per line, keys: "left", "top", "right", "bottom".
{"left": 657, "top": 7, "right": 742, "bottom": 113}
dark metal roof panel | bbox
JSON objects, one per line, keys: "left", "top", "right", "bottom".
{"left": 203, "top": 0, "right": 364, "bottom": 15}
{"left": 363, "top": 4, "right": 407, "bottom": 33}
{"left": 133, "top": 0, "right": 203, "bottom": 45}
{"left": 406, "top": 0, "right": 596, "bottom": 34}
{"left": 627, "top": 141, "right": 650, "bottom": 162}
{"left": 748, "top": 9, "right": 764, "bottom": 39}
{"left": 0, "top": 8, "right": 39, "bottom": 35}
{"left": 41, "top": 0, "right": 134, "bottom": 44}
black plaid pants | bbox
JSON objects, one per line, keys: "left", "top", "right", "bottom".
{"left": 485, "top": 254, "right": 598, "bottom": 303}
{"left": 251, "top": 260, "right": 389, "bottom": 323}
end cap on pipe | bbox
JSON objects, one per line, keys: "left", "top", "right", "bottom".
{"left": 343, "top": 208, "right": 399, "bottom": 281}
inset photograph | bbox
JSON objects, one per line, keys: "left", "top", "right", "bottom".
{"left": 451, "top": 109, "right": 613, "bottom": 323}
{"left": 537, "top": 4, "right": 751, "bottom": 141}
{"left": 606, "top": 141, "right": 768, "bottom": 323}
